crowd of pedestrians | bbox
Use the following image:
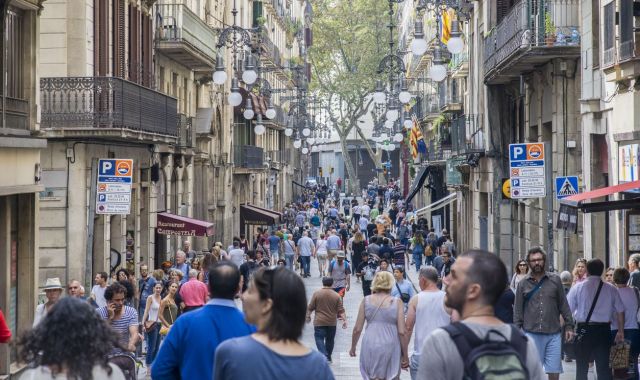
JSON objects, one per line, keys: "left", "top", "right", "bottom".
{"left": 8, "top": 180, "right": 640, "bottom": 380}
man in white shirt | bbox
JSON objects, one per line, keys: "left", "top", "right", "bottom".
{"left": 358, "top": 216, "right": 370, "bottom": 238}
{"left": 228, "top": 241, "right": 246, "bottom": 268}
{"left": 360, "top": 204, "right": 370, "bottom": 218}
{"left": 567, "top": 258, "right": 625, "bottom": 380}
{"left": 297, "top": 231, "right": 316, "bottom": 278}
{"left": 405, "top": 267, "right": 451, "bottom": 379}
{"left": 91, "top": 271, "right": 109, "bottom": 308}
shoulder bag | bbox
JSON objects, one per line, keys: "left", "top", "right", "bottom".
{"left": 395, "top": 282, "right": 411, "bottom": 304}
{"left": 565, "top": 280, "right": 604, "bottom": 357}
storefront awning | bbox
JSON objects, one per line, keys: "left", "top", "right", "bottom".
{"left": 414, "top": 193, "right": 457, "bottom": 217}
{"left": 292, "top": 180, "right": 311, "bottom": 189}
{"left": 406, "top": 166, "right": 430, "bottom": 204}
{"left": 559, "top": 179, "right": 640, "bottom": 213}
{"left": 157, "top": 212, "right": 214, "bottom": 237}
{"left": 240, "top": 204, "right": 282, "bottom": 226}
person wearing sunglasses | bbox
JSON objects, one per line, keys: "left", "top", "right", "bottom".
{"left": 510, "top": 260, "right": 530, "bottom": 293}
{"left": 214, "top": 266, "right": 333, "bottom": 379}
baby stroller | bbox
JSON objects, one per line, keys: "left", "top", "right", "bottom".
{"left": 108, "top": 352, "right": 141, "bottom": 380}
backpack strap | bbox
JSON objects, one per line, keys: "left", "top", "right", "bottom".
{"left": 442, "top": 322, "right": 484, "bottom": 360}
{"left": 508, "top": 324, "right": 529, "bottom": 365}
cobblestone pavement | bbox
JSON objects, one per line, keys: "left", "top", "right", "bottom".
{"left": 299, "top": 257, "right": 595, "bottom": 380}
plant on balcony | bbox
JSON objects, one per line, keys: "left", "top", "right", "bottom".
{"left": 285, "top": 18, "right": 303, "bottom": 48}
{"left": 544, "top": 13, "right": 556, "bottom": 46}
{"left": 255, "top": 16, "right": 267, "bottom": 27}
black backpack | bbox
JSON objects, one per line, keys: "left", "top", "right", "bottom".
{"left": 443, "top": 322, "right": 529, "bottom": 380}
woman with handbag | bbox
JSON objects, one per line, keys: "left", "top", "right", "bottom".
{"left": 158, "top": 282, "right": 179, "bottom": 341}
{"left": 349, "top": 271, "right": 409, "bottom": 379}
{"left": 141, "top": 283, "right": 163, "bottom": 366}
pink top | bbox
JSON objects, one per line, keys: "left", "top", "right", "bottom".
{"left": 0, "top": 309, "right": 10, "bottom": 343}
{"left": 179, "top": 278, "right": 209, "bottom": 307}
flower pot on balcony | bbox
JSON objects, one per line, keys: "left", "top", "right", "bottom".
{"left": 545, "top": 34, "right": 556, "bottom": 47}
{"left": 555, "top": 31, "right": 567, "bottom": 46}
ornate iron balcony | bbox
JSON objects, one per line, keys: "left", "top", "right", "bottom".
{"left": 483, "top": 0, "right": 579, "bottom": 84}
{"left": 234, "top": 145, "right": 265, "bottom": 169}
{"left": 40, "top": 77, "right": 178, "bottom": 136}
{"left": 451, "top": 114, "right": 484, "bottom": 156}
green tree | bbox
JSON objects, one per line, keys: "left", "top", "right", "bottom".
{"left": 309, "top": 0, "right": 389, "bottom": 194}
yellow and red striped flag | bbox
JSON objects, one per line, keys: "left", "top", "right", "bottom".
{"left": 440, "top": 9, "right": 453, "bottom": 45}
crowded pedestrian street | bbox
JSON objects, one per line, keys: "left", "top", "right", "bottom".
{"left": 3, "top": 0, "right": 640, "bottom": 378}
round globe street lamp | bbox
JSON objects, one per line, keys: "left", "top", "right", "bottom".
{"left": 212, "top": 53, "right": 228, "bottom": 85}
{"left": 393, "top": 132, "right": 404, "bottom": 142}
{"left": 410, "top": 19, "right": 428, "bottom": 56}
{"left": 429, "top": 46, "right": 447, "bottom": 82}
{"left": 373, "top": 80, "right": 386, "bottom": 104}
{"left": 398, "top": 78, "right": 412, "bottom": 104}
{"left": 254, "top": 115, "right": 266, "bottom": 135}
{"left": 447, "top": 20, "right": 464, "bottom": 54}
{"left": 285, "top": 127, "right": 294, "bottom": 137}
{"left": 301, "top": 146, "right": 309, "bottom": 154}
{"left": 228, "top": 78, "right": 243, "bottom": 106}
{"left": 265, "top": 98, "right": 276, "bottom": 120}
{"left": 293, "top": 139, "right": 302, "bottom": 149}
{"left": 243, "top": 98, "right": 254, "bottom": 120}
{"left": 386, "top": 100, "right": 399, "bottom": 122}
{"left": 241, "top": 54, "right": 258, "bottom": 84}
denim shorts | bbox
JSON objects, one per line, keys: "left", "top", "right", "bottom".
{"left": 525, "top": 331, "right": 563, "bottom": 374}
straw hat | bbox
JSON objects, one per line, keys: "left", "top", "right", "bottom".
{"left": 43, "top": 277, "right": 63, "bottom": 290}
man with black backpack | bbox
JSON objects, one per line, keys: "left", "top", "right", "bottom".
{"left": 514, "top": 247, "right": 574, "bottom": 380}
{"left": 417, "top": 250, "right": 544, "bottom": 380}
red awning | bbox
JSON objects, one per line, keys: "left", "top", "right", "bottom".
{"left": 560, "top": 180, "right": 640, "bottom": 212}
{"left": 157, "top": 212, "right": 214, "bottom": 237}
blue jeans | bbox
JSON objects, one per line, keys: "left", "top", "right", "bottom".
{"left": 424, "top": 254, "right": 434, "bottom": 267}
{"left": 314, "top": 326, "right": 337, "bottom": 359}
{"left": 301, "top": 255, "right": 311, "bottom": 276}
{"left": 285, "top": 254, "right": 295, "bottom": 271}
{"left": 413, "top": 252, "right": 422, "bottom": 271}
{"left": 145, "top": 323, "right": 161, "bottom": 365}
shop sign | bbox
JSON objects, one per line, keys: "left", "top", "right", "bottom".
{"left": 619, "top": 143, "right": 639, "bottom": 183}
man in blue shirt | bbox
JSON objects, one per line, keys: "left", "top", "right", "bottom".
{"left": 152, "top": 261, "right": 255, "bottom": 380}
{"left": 326, "top": 230, "right": 342, "bottom": 262}
{"left": 268, "top": 230, "right": 281, "bottom": 265}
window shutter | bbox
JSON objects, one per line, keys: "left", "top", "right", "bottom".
{"left": 252, "top": 1, "right": 263, "bottom": 27}
{"left": 94, "top": 0, "right": 108, "bottom": 76}
{"left": 113, "top": 0, "right": 125, "bottom": 78}
{"left": 142, "top": 13, "right": 152, "bottom": 87}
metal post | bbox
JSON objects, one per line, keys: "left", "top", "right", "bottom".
{"left": 85, "top": 158, "right": 99, "bottom": 289}
{"left": 545, "top": 141, "right": 555, "bottom": 271}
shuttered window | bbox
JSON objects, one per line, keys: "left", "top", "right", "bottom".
{"left": 94, "top": 0, "right": 108, "bottom": 76}
{"left": 113, "top": 0, "right": 125, "bottom": 78}
{"left": 142, "top": 13, "right": 152, "bottom": 87}
{"left": 620, "top": 0, "right": 634, "bottom": 60}
{"left": 5, "top": 7, "right": 24, "bottom": 99}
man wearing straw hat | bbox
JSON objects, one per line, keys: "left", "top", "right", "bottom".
{"left": 33, "top": 277, "right": 64, "bottom": 327}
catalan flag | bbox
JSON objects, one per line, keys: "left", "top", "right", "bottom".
{"left": 440, "top": 8, "right": 453, "bottom": 45}
{"left": 409, "top": 115, "right": 427, "bottom": 159}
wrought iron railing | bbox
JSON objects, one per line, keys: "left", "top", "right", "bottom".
{"left": 259, "top": 32, "right": 283, "bottom": 67}
{"left": 233, "top": 145, "right": 265, "bottom": 168}
{"left": 449, "top": 52, "right": 468, "bottom": 72}
{"left": 155, "top": 3, "right": 217, "bottom": 64}
{"left": 1, "top": 96, "right": 29, "bottom": 130}
{"left": 177, "top": 114, "right": 193, "bottom": 147}
{"left": 451, "top": 114, "right": 485, "bottom": 155}
{"left": 427, "top": 139, "right": 452, "bottom": 161}
{"left": 483, "top": 0, "right": 579, "bottom": 75}
{"left": 40, "top": 77, "right": 178, "bottom": 136}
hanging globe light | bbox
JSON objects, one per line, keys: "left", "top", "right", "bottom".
{"left": 386, "top": 100, "right": 399, "bottom": 122}
{"left": 307, "top": 137, "right": 315, "bottom": 145}
{"left": 373, "top": 80, "right": 386, "bottom": 104}
{"left": 302, "top": 127, "right": 311, "bottom": 137}
{"left": 265, "top": 98, "right": 277, "bottom": 120}
{"left": 385, "top": 119, "right": 395, "bottom": 129}
{"left": 227, "top": 78, "right": 242, "bottom": 106}
{"left": 403, "top": 117, "right": 413, "bottom": 129}
{"left": 241, "top": 55, "right": 257, "bottom": 85}
{"left": 429, "top": 46, "right": 447, "bottom": 82}
{"left": 301, "top": 147, "right": 309, "bottom": 154}
{"left": 393, "top": 132, "right": 404, "bottom": 142}
{"left": 410, "top": 20, "right": 428, "bottom": 56}
{"left": 293, "top": 139, "right": 302, "bottom": 149}
{"left": 254, "top": 123, "right": 266, "bottom": 135}
{"left": 447, "top": 20, "right": 465, "bottom": 55}
{"left": 243, "top": 98, "right": 254, "bottom": 120}
{"left": 311, "top": 145, "right": 319, "bottom": 152}
{"left": 212, "top": 53, "right": 227, "bottom": 85}
{"left": 285, "top": 128, "right": 294, "bottom": 137}
{"left": 398, "top": 79, "right": 412, "bottom": 104}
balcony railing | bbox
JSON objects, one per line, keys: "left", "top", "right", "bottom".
{"left": 234, "top": 145, "right": 265, "bottom": 169}
{"left": 1, "top": 96, "right": 29, "bottom": 130}
{"left": 40, "top": 77, "right": 178, "bottom": 136}
{"left": 483, "top": 0, "right": 579, "bottom": 82}
{"left": 451, "top": 114, "right": 485, "bottom": 155}
{"left": 259, "top": 32, "right": 283, "bottom": 68}
{"left": 177, "top": 114, "right": 193, "bottom": 147}
{"left": 427, "top": 139, "right": 452, "bottom": 162}
{"left": 156, "top": 3, "right": 217, "bottom": 70}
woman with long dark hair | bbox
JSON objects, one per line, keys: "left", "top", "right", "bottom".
{"left": 510, "top": 259, "right": 529, "bottom": 293}
{"left": 18, "top": 297, "right": 125, "bottom": 379}
{"left": 214, "top": 267, "right": 332, "bottom": 378}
